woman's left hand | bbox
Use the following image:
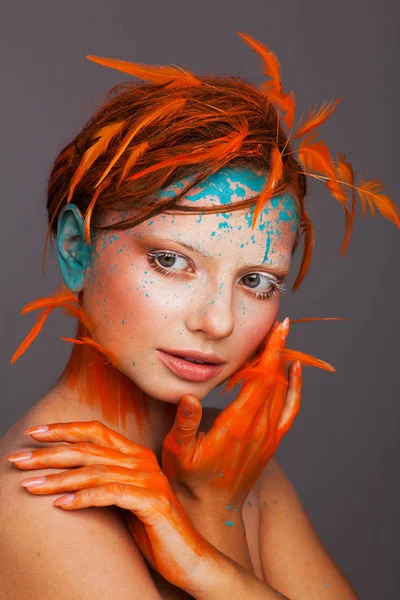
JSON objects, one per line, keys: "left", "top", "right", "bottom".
{"left": 6, "top": 422, "right": 223, "bottom": 593}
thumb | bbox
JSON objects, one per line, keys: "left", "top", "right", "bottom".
{"left": 162, "top": 395, "right": 202, "bottom": 471}
{"left": 167, "top": 394, "right": 202, "bottom": 453}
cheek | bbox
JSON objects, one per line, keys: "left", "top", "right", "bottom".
{"left": 232, "top": 296, "right": 279, "bottom": 365}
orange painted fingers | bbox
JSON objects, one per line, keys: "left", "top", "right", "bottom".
{"left": 23, "top": 420, "right": 143, "bottom": 456}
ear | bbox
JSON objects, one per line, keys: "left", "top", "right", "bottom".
{"left": 56, "top": 204, "right": 92, "bottom": 292}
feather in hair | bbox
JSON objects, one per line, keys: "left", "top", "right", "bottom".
{"left": 292, "top": 207, "right": 315, "bottom": 292}
{"left": 237, "top": 32, "right": 296, "bottom": 130}
{"left": 116, "top": 141, "right": 149, "bottom": 190}
{"left": 356, "top": 178, "right": 400, "bottom": 227}
{"left": 66, "top": 121, "right": 125, "bottom": 205}
{"left": 86, "top": 55, "right": 201, "bottom": 88}
{"left": 262, "top": 86, "right": 296, "bottom": 130}
{"left": 237, "top": 31, "right": 283, "bottom": 94}
{"left": 95, "top": 98, "right": 186, "bottom": 189}
{"left": 297, "top": 133, "right": 347, "bottom": 202}
{"left": 336, "top": 151, "right": 356, "bottom": 257}
{"left": 126, "top": 120, "right": 248, "bottom": 182}
{"left": 293, "top": 98, "right": 340, "bottom": 139}
{"left": 251, "top": 145, "right": 283, "bottom": 229}
{"left": 83, "top": 178, "right": 111, "bottom": 245}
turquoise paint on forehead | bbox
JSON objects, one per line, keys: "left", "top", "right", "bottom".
{"left": 155, "top": 166, "right": 298, "bottom": 264}
{"left": 158, "top": 166, "right": 266, "bottom": 206}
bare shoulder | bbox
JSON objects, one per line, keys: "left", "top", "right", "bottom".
{"left": 0, "top": 415, "right": 162, "bottom": 599}
{"left": 257, "top": 456, "right": 360, "bottom": 598}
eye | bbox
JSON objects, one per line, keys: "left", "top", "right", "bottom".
{"left": 146, "top": 249, "right": 286, "bottom": 301}
{"left": 147, "top": 250, "right": 192, "bottom": 276}
{"left": 241, "top": 273, "right": 286, "bottom": 301}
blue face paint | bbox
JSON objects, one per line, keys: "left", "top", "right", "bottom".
{"left": 56, "top": 204, "right": 92, "bottom": 292}
{"left": 156, "top": 166, "right": 297, "bottom": 263}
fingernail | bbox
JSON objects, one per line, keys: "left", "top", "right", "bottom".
{"left": 54, "top": 494, "right": 75, "bottom": 506}
{"left": 21, "top": 476, "right": 46, "bottom": 488}
{"left": 280, "top": 317, "right": 290, "bottom": 340}
{"left": 8, "top": 452, "right": 33, "bottom": 462}
{"left": 24, "top": 425, "right": 48, "bottom": 435}
{"left": 182, "top": 403, "right": 195, "bottom": 417}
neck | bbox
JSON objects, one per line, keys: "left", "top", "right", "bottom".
{"left": 49, "top": 321, "right": 177, "bottom": 461}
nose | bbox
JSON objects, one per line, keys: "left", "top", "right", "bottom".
{"left": 185, "top": 274, "right": 235, "bottom": 340}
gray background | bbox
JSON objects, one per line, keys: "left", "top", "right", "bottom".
{"left": 1, "top": 1, "right": 398, "bottom": 598}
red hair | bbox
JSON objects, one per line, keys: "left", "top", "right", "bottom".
{"left": 43, "top": 32, "right": 399, "bottom": 293}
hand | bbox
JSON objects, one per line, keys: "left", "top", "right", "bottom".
{"left": 162, "top": 318, "right": 301, "bottom": 512}
{"left": 7, "top": 422, "right": 221, "bottom": 593}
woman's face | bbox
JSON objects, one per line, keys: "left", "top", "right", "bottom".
{"left": 83, "top": 166, "right": 298, "bottom": 403}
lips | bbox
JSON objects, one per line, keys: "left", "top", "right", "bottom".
{"left": 157, "top": 350, "right": 225, "bottom": 382}
{"left": 159, "top": 348, "right": 225, "bottom": 365}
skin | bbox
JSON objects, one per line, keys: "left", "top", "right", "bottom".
{"left": 53, "top": 165, "right": 298, "bottom": 449}
{"left": 8, "top": 320, "right": 300, "bottom": 598}
{"left": 7, "top": 165, "right": 306, "bottom": 597}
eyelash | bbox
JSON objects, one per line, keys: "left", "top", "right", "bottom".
{"left": 146, "top": 250, "right": 287, "bottom": 301}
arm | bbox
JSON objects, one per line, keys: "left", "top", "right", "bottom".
{"left": 186, "top": 547, "right": 291, "bottom": 600}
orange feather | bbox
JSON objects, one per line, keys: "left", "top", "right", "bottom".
{"left": 356, "top": 178, "right": 400, "bottom": 227}
{"left": 95, "top": 98, "right": 186, "bottom": 189}
{"left": 293, "top": 98, "right": 340, "bottom": 139}
{"left": 237, "top": 31, "right": 282, "bottom": 94}
{"left": 66, "top": 121, "right": 125, "bottom": 204}
{"left": 61, "top": 337, "right": 118, "bottom": 366}
{"left": 126, "top": 120, "right": 248, "bottom": 182}
{"left": 336, "top": 151, "right": 356, "bottom": 257}
{"left": 86, "top": 55, "right": 201, "bottom": 88}
{"left": 83, "top": 178, "right": 111, "bottom": 245}
{"left": 292, "top": 207, "right": 315, "bottom": 292}
{"left": 262, "top": 86, "right": 296, "bottom": 130}
{"left": 251, "top": 146, "right": 283, "bottom": 229}
{"left": 116, "top": 141, "right": 149, "bottom": 190}
{"left": 297, "top": 133, "right": 347, "bottom": 202}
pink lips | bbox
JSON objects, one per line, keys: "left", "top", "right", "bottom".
{"left": 157, "top": 350, "right": 225, "bottom": 382}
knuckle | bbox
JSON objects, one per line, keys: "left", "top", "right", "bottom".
{"left": 107, "top": 482, "right": 126, "bottom": 496}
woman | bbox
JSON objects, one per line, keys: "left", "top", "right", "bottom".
{"left": 1, "top": 32, "right": 396, "bottom": 599}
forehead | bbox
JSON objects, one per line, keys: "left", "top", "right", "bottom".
{"left": 101, "top": 166, "right": 298, "bottom": 268}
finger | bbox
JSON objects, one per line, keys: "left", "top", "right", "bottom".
{"left": 275, "top": 361, "right": 302, "bottom": 446}
{"left": 246, "top": 359, "right": 288, "bottom": 454}
{"left": 19, "top": 464, "right": 159, "bottom": 494}
{"left": 208, "top": 319, "right": 290, "bottom": 433}
{"left": 52, "top": 483, "right": 154, "bottom": 517}
{"left": 8, "top": 442, "right": 141, "bottom": 470}
{"left": 23, "top": 420, "right": 143, "bottom": 456}
{"left": 162, "top": 395, "right": 202, "bottom": 465}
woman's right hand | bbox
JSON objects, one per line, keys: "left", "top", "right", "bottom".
{"left": 7, "top": 422, "right": 223, "bottom": 594}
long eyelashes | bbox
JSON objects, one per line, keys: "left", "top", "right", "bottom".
{"left": 146, "top": 250, "right": 286, "bottom": 301}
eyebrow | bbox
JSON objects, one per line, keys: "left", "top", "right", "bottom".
{"left": 139, "top": 234, "right": 290, "bottom": 277}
